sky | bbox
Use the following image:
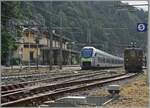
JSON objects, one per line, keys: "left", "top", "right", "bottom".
{"left": 121, "top": 1, "right": 148, "bottom": 11}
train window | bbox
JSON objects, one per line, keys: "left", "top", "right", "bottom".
{"left": 99, "top": 57, "right": 101, "bottom": 62}
{"left": 95, "top": 53, "right": 97, "bottom": 57}
{"left": 98, "top": 57, "right": 100, "bottom": 62}
{"left": 112, "top": 59, "right": 114, "bottom": 63}
{"left": 130, "top": 51, "right": 136, "bottom": 57}
{"left": 106, "top": 58, "right": 109, "bottom": 63}
{"left": 105, "top": 58, "right": 107, "bottom": 63}
{"left": 100, "top": 57, "right": 102, "bottom": 63}
{"left": 81, "top": 48, "right": 93, "bottom": 58}
{"left": 107, "top": 58, "right": 109, "bottom": 63}
{"left": 110, "top": 58, "right": 112, "bottom": 63}
{"left": 103, "top": 57, "right": 105, "bottom": 63}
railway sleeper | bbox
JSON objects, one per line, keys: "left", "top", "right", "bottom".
{"left": 2, "top": 73, "right": 137, "bottom": 107}
{"left": 2, "top": 73, "right": 123, "bottom": 102}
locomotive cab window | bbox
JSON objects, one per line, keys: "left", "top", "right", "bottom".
{"left": 130, "top": 50, "right": 136, "bottom": 57}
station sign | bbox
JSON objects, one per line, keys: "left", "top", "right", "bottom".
{"left": 137, "top": 23, "right": 147, "bottom": 32}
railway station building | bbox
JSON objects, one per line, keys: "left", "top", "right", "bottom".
{"left": 12, "top": 28, "right": 79, "bottom": 66}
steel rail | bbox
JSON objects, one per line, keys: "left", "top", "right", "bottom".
{"left": 2, "top": 74, "right": 136, "bottom": 105}
{"left": 1, "top": 70, "right": 109, "bottom": 93}
{"left": 1, "top": 71, "right": 112, "bottom": 98}
{"left": 1, "top": 73, "right": 48, "bottom": 79}
{"left": 1, "top": 73, "right": 137, "bottom": 107}
{"left": 1, "top": 71, "right": 88, "bottom": 91}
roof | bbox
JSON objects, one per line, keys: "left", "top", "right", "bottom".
{"left": 41, "top": 47, "right": 79, "bottom": 54}
{"left": 24, "top": 29, "right": 70, "bottom": 42}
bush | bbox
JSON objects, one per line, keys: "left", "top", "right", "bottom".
{"left": 11, "top": 58, "right": 20, "bottom": 65}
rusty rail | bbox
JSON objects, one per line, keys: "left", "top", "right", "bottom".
{"left": 1, "top": 73, "right": 137, "bottom": 107}
{"left": 2, "top": 70, "right": 109, "bottom": 94}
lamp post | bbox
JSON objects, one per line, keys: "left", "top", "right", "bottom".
{"left": 18, "top": 47, "right": 23, "bottom": 69}
{"left": 48, "top": 28, "right": 53, "bottom": 70}
{"left": 59, "top": 11, "right": 63, "bottom": 70}
{"left": 35, "top": 37, "right": 39, "bottom": 70}
{"left": 147, "top": 1, "right": 150, "bottom": 107}
{"left": 69, "top": 43, "right": 72, "bottom": 65}
{"left": 49, "top": 1, "right": 53, "bottom": 70}
{"left": 66, "top": 41, "right": 75, "bottom": 65}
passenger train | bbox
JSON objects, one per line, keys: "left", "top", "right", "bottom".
{"left": 80, "top": 46, "right": 124, "bottom": 69}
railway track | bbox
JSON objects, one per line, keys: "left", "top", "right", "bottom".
{"left": 1, "top": 65, "right": 80, "bottom": 77}
{"left": 1, "top": 73, "right": 48, "bottom": 80}
{"left": 1, "top": 72, "right": 137, "bottom": 107}
{"left": 1, "top": 70, "right": 112, "bottom": 94}
{"left": 2, "top": 71, "right": 75, "bottom": 82}
{"left": 1, "top": 69, "right": 76, "bottom": 80}
{"left": 1, "top": 69, "right": 84, "bottom": 85}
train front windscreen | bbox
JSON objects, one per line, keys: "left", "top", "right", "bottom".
{"left": 81, "top": 48, "right": 93, "bottom": 58}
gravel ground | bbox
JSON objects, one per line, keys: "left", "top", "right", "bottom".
{"left": 1, "top": 66, "right": 123, "bottom": 75}
{"left": 64, "top": 70, "right": 148, "bottom": 108}
{"left": 92, "top": 71, "right": 149, "bottom": 108}
{"left": 2, "top": 67, "right": 113, "bottom": 85}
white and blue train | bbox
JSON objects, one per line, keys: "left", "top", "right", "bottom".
{"left": 80, "top": 46, "right": 124, "bottom": 69}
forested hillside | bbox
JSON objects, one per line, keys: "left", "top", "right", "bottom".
{"left": 2, "top": 1, "right": 148, "bottom": 59}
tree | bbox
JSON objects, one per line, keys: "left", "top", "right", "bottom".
{"left": 1, "top": 1, "right": 21, "bottom": 65}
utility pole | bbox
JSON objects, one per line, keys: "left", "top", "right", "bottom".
{"left": 19, "top": 47, "right": 23, "bottom": 70}
{"left": 35, "top": 35, "right": 39, "bottom": 70}
{"left": 59, "top": 11, "right": 63, "bottom": 69}
{"left": 10, "top": 48, "right": 13, "bottom": 69}
{"left": 70, "top": 43, "right": 72, "bottom": 65}
{"left": 68, "top": 42, "right": 72, "bottom": 65}
{"left": 49, "top": 27, "right": 53, "bottom": 70}
{"left": 36, "top": 41, "right": 38, "bottom": 70}
{"left": 87, "top": 19, "right": 92, "bottom": 46}
{"left": 87, "top": 28, "right": 91, "bottom": 46}
{"left": 28, "top": 28, "right": 31, "bottom": 70}
{"left": 49, "top": 1, "right": 53, "bottom": 70}
{"left": 8, "top": 47, "right": 11, "bottom": 67}
{"left": 147, "top": 1, "right": 150, "bottom": 107}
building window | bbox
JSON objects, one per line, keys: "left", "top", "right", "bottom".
{"left": 55, "top": 40, "right": 57, "bottom": 47}
{"left": 52, "top": 40, "right": 55, "bottom": 48}
{"left": 63, "top": 43, "right": 65, "bottom": 49}
{"left": 30, "top": 51, "right": 34, "bottom": 61}
{"left": 56, "top": 41, "right": 59, "bottom": 48}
